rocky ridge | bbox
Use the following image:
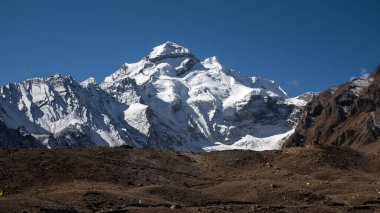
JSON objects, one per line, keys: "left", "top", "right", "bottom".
{"left": 285, "top": 64, "right": 380, "bottom": 153}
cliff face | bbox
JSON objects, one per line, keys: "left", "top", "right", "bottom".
{"left": 285, "top": 64, "right": 380, "bottom": 153}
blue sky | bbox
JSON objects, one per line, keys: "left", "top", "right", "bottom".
{"left": 0, "top": 0, "right": 379, "bottom": 96}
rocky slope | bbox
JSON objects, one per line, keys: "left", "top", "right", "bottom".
{"left": 0, "top": 42, "right": 310, "bottom": 151}
{"left": 285, "top": 64, "right": 380, "bottom": 153}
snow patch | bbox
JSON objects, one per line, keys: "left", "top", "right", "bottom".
{"left": 350, "top": 77, "right": 373, "bottom": 96}
{"left": 80, "top": 77, "right": 97, "bottom": 88}
{"left": 124, "top": 103, "right": 150, "bottom": 136}
{"left": 203, "top": 129, "right": 294, "bottom": 151}
{"left": 285, "top": 97, "right": 307, "bottom": 107}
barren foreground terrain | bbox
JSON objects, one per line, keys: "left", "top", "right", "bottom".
{"left": 1, "top": 146, "right": 380, "bottom": 212}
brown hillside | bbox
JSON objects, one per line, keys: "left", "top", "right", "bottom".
{"left": 1, "top": 146, "right": 380, "bottom": 212}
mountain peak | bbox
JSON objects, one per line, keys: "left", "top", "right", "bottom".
{"left": 202, "top": 56, "right": 223, "bottom": 70}
{"left": 80, "top": 77, "right": 97, "bottom": 88}
{"left": 147, "top": 41, "right": 194, "bottom": 62}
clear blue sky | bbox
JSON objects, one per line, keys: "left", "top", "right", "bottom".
{"left": 1, "top": 0, "right": 379, "bottom": 96}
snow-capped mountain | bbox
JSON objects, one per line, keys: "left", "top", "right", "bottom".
{"left": 0, "top": 42, "right": 311, "bottom": 151}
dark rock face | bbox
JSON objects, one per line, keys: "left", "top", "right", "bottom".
{"left": 147, "top": 53, "right": 200, "bottom": 76}
{"left": 0, "top": 117, "right": 42, "bottom": 148}
{"left": 285, "top": 64, "right": 380, "bottom": 153}
{"left": 46, "top": 125, "right": 99, "bottom": 148}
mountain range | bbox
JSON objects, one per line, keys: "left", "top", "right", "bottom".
{"left": 0, "top": 42, "right": 315, "bottom": 151}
